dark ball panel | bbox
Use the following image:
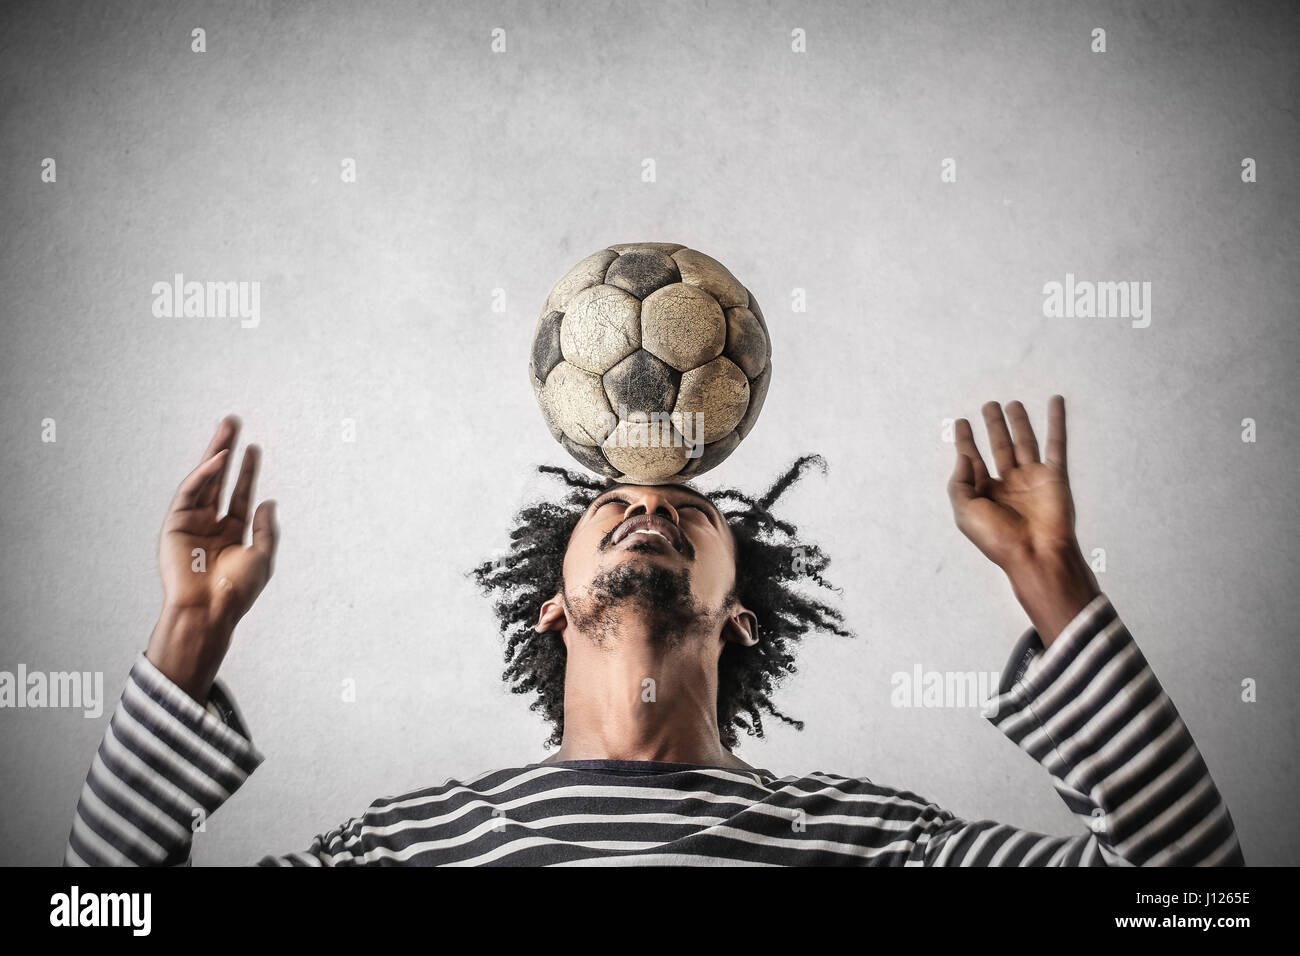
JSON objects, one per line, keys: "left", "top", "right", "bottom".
{"left": 530, "top": 310, "right": 565, "bottom": 385}
{"left": 735, "top": 361, "right": 771, "bottom": 439}
{"left": 676, "top": 430, "right": 741, "bottom": 479}
{"left": 560, "top": 435, "right": 621, "bottom": 479}
{"left": 723, "top": 307, "right": 769, "bottom": 380}
{"left": 602, "top": 348, "right": 680, "bottom": 418}
{"left": 744, "top": 287, "right": 772, "bottom": 360}
{"left": 605, "top": 252, "right": 682, "bottom": 300}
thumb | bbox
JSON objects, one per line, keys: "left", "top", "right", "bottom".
{"left": 948, "top": 449, "right": 976, "bottom": 509}
{"left": 251, "top": 499, "right": 279, "bottom": 577}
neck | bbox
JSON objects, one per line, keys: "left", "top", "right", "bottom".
{"left": 541, "top": 618, "right": 753, "bottom": 770}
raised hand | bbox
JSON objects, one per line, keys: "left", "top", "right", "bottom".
{"left": 947, "top": 396, "right": 1100, "bottom": 646}
{"left": 145, "top": 414, "right": 279, "bottom": 702}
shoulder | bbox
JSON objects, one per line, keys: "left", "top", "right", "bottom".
{"left": 359, "top": 764, "right": 560, "bottom": 816}
{"left": 766, "top": 770, "right": 951, "bottom": 814}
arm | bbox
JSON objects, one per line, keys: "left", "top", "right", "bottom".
{"left": 65, "top": 653, "right": 359, "bottom": 867}
{"left": 65, "top": 414, "right": 281, "bottom": 865}
{"left": 64, "top": 655, "right": 263, "bottom": 866}
{"left": 933, "top": 395, "right": 1244, "bottom": 865}
{"left": 916, "top": 592, "right": 1243, "bottom": 865}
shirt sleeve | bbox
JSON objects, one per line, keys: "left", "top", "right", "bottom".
{"left": 253, "top": 823, "right": 364, "bottom": 866}
{"left": 918, "top": 593, "right": 1245, "bottom": 866}
{"left": 63, "top": 653, "right": 264, "bottom": 867}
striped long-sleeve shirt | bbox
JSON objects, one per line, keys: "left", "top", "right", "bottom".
{"left": 64, "top": 593, "right": 1245, "bottom": 866}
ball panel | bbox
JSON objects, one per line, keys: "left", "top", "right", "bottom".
{"left": 545, "top": 249, "right": 618, "bottom": 314}
{"left": 559, "top": 284, "right": 641, "bottom": 374}
{"left": 601, "top": 419, "right": 690, "bottom": 482}
{"left": 605, "top": 251, "right": 682, "bottom": 300}
{"left": 561, "top": 435, "right": 621, "bottom": 479}
{"left": 671, "top": 355, "right": 749, "bottom": 444}
{"left": 672, "top": 248, "right": 749, "bottom": 308}
{"left": 542, "top": 361, "right": 615, "bottom": 446}
{"left": 743, "top": 286, "right": 772, "bottom": 360}
{"left": 677, "top": 429, "right": 740, "bottom": 479}
{"left": 530, "top": 309, "right": 565, "bottom": 385}
{"left": 602, "top": 349, "right": 680, "bottom": 419}
{"left": 607, "top": 242, "right": 686, "bottom": 255}
{"left": 531, "top": 372, "right": 564, "bottom": 441}
{"left": 641, "top": 283, "right": 725, "bottom": 372}
{"left": 735, "top": 361, "right": 770, "bottom": 439}
{"left": 723, "top": 306, "right": 768, "bottom": 380}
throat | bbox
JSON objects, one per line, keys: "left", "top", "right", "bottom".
{"left": 549, "top": 626, "right": 747, "bottom": 769}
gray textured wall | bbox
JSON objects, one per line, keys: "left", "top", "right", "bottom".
{"left": 2, "top": 0, "right": 1297, "bottom": 866}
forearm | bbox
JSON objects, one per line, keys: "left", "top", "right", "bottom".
{"left": 1005, "top": 543, "right": 1101, "bottom": 647}
{"left": 145, "top": 604, "right": 234, "bottom": 704}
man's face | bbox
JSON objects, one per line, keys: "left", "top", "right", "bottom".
{"left": 535, "top": 483, "right": 755, "bottom": 650}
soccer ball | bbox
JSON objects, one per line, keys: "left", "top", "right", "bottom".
{"left": 529, "top": 242, "right": 772, "bottom": 484}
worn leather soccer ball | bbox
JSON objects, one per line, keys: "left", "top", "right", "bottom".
{"left": 529, "top": 242, "right": 772, "bottom": 484}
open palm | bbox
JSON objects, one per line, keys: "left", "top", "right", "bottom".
{"left": 160, "top": 415, "right": 277, "bottom": 630}
{"left": 948, "top": 396, "right": 1080, "bottom": 571}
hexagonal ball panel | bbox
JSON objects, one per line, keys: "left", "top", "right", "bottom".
{"left": 723, "top": 306, "right": 768, "bottom": 380}
{"left": 673, "top": 248, "right": 749, "bottom": 308}
{"left": 607, "top": 242, "right": 686, "bottom": 256}
{"left": 601, "top": 419, "right": 690, "bottom": 483}
{"left": 541, "top": 361, "right": 615, "bottom": 446}
{"left": 744, "top": 286, "right": 771, "bottom": 352}
{"left": 559, "top": 284, "right": 641, "bottom": 375}
{"left": 671, "top": 355, "right": 750, "bottom": 445}
{"left": 545, "top": 249, "right": 617, "bottom": 314}
{"left": 641, "top": 283, "right": 725, "bottom": 372}
{"left": 735, "top": 361, "right": 770, "bottom": 438}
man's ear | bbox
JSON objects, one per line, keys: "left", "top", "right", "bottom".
{"left": 723, "top": 606, "right": 759, "bottom": 648}
{"left": 536, "top": 592, "right": 567, "bottom": 635}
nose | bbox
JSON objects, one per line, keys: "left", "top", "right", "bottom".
{"left": 619, "top": 489, "right": 680, "bottom": 526}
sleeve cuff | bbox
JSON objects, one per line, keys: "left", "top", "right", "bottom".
{"left": 980, "top": 592, "right": 1114, "bottom": 724}
{"left": 204, "top": 677, "right": 254, "bottom": 741}
{"left": 128, "top": 653, "right": 265, "bottom": 774}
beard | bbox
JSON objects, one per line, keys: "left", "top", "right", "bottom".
{"left": 565, "top": 559, "right": 701, "bottom": 650}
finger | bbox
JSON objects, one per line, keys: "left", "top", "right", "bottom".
{"left": 1004, "top": 400, "right": 1040, "bottom": 466}
{"left": 953, "top": 417, "right": 992, "bottom": 489}
{"left": 981, "top": 401, "right": 1017, "bottom": 478}
{"left": 250, "top": 499, "right": 279, "bottom": 577}
{"left": 170, "top": 449, "right": 230, "bottom": 513}
{"left": 947, "top": 446, "right": 976, "bottom": 510}
{"left": 197, "top": 416, "right": 241, "bottom": 510}
{"left": 199, "top": 414, "right": 241, "bottom": 467}
{"left": 1045, "top": 394, "right": 1068, "bottom": 474}
{"left": 226, "top": 444, "right": 260, "bottom": 530}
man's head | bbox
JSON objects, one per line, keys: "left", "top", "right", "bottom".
{"left": 469, "top": 456, "right": 853, "bottom": 750}
{"left": 535, "top": 482, "right": 757, "bottom": 656}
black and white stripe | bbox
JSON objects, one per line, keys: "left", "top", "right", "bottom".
{"left": 64, "top": 594, "right": 1245, "bottom": 866}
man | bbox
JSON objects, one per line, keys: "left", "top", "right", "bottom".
{"left": 64, "top": 397, "right": 1245, "bottom": 865}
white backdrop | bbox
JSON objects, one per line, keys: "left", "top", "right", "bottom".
{"left": 2, "top": 0, "right": 1296, "bottom": 865}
